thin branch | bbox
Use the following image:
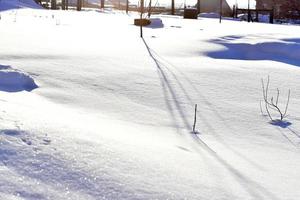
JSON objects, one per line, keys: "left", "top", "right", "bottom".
{"left": 259, "top": 100, "right": 264, "bottom": 115}
{"left": 261, "top": 77, "right": 273, "bottom": 121}
{"left": 283, "top": 89, "right": 291, "bottom": 118}
{"left": 275, "top": 88, "right": 279, "bottom": 106}
{"left": 265, "top": 75, "right": 270, "bottom": 100}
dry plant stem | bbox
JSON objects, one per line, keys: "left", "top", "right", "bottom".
{"left": 259, "top": 101, "right": 264, "bottom": 116}
{"left": 261, "top": 76, "right": 291, "bottom": 121}
{"left": 275, "top": 88, "right": 279, "bottom": 106}
{"left": 262, "top": 77, "right": 273, "bottom": 121}
{"left": 283, "top": 89, "right": 290, "bottom": 118}
{"left": 193, "top": 104, "right": 197, "bottom": 133}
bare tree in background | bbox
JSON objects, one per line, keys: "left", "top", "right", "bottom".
{"left": 171, "top": 0, "right": 175, "bottom": 15}
{"left": 51, "top": 0, "right": 57, "bottom": 9}
{"left": 148, "top": 0, "right": 152, "bottom": 17}
{"left": 77, "top": 0, "right": 82, "bottom": 11}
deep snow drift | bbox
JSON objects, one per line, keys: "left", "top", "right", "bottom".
{"left": 0, "top": 4, "right": 300, "bottom": 200}
{"left": 0, "top": 0, "right": 41, "bottom": 11}
{"left": 0, "top": 65, "right": 38, "bottom": 92}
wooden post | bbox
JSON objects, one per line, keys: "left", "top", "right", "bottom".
{"left": 219, "top": 0, "right": 222, "bottom": 23}
{"left": 140, "top": 0, "right": 144, "bottom": 38}
{"left": 126, "top": 0, "right": 129, "bottom": 13}
{"left": 270, "top": 9, "right": 274, "bottom": 24}
{"left": 193, "top": 104, "right": 197, "bottom": 133}
{"left": 66, "top": 0, "right": 68, "bottom": 10}
{"left": 171, "top": 0, "right": 175, "bottom": 15}
{"left": 101, "top": 0, "right": 104, "bottom": 9}
{"left": 255, "top": 10, "right": 258, "bottom": 22}
{"left": 247, "top": 0, "right": 250, "bottom": 22}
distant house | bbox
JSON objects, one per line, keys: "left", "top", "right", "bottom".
{"left": 256, "top": 0, "right": 300, "bottom": 19}
{"left": 199, "top": 0, "right": 232, "bottom": 16}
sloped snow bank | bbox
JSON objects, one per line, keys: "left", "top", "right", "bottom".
{"left": 0, "top": 128, "right": 125, "bottom": 200}
{"left": 1, "top": 9, "right": 300, "bottom": 200}
{"left": 0, "top": 0, "right": 42, "bottom": 11}
{"left": 0, "top": 65, "right": 38, "bottom": 92}
{"left": 206, "top": 36, "right": 300, "bottom": 67}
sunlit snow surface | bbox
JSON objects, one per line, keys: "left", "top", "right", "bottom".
{"left": 0, "top": 4, "right": 300, "bottom": 200}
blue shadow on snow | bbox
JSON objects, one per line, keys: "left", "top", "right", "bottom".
{"left": 205, "top": 36, "right": 300, "bottom": 67}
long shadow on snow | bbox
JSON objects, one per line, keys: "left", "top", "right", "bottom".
{"left": 270, "top": 120, "right": 300, "bottom": 146}
{"left": 142, "top": 38, "right": 279, "bottom": 199}
{"left": 206, "top": 36, "right": 300, "bottom": 67}
{"left": 142, "top": 39, "right": 265, "bottom": 171}
{"left": 288, "top": 127, "right": 300, "bottom": 139}
{"left": 191, "top": 134, "right": 280, "bottom": 200}
{"left": 142, "top": 38, "right": 191, "bottom": 131}
{"left": 271, "top": 119, "right": 300, "bottom": 140}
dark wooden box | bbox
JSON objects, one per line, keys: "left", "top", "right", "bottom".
{"left": 184, "top": 8, "right": 198, "bottom": 19}
{"left": 134, "top": 18, "right": 151, "bottom": 26}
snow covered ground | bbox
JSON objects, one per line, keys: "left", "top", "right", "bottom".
{"left": 1, "top": 2, "right": 300, "bottom": 200}
{"left": 0, "top": 0, "right": 42, "bottom": 11}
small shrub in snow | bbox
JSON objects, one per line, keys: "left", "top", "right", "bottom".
{"left": 261, "top": 76, "right": 290, "bottom": 121}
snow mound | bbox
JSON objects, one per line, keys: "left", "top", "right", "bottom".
{"left": 0, "top": 65, "right": 38, "bottom": 92}
{"left": 0, "top": 0, "right": 42, "bottom": 11}
{"left": 206, "top": 37, "right": 300, "bottom": 67}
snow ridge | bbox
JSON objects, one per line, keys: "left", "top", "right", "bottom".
{"left": 0, "top": 0, "right": 42, "bottom": 11}
{"left": 0, "top": 65, "right": 38, "bottom": 92}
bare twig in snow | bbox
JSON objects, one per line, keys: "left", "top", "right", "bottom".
{"left": 261, "top": 76, "right": 291, "bottom": 121}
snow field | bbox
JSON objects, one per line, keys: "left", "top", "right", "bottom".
{"left": 0, "top": 4, "right": 300, "bottom": 200}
